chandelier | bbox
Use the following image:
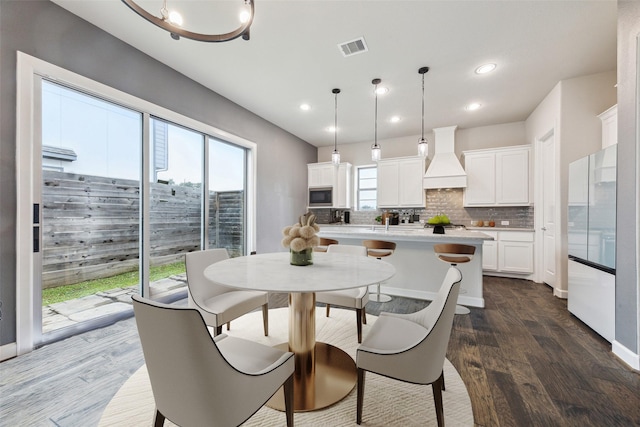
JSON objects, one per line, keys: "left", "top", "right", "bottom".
{"left": 121, "top": 0, "right": 254, "bottom": 42}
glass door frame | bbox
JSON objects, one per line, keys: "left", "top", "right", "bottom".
{"left": 15, "top": 52, "right": 257, "bottom": 355}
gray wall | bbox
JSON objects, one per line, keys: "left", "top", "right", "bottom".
{"left": 616, "top": 1, "right": 639, "bottom": 354}
{"left": 0, "top": 1, "right": 316, "bottom": 345}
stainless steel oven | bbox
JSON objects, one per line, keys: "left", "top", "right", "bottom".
{"left": 308, "top": 187, "right": 333, "bottom": 207}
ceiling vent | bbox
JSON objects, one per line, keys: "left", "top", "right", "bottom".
{"left": 338, "top": 37, "right": 368, "bottom": 57}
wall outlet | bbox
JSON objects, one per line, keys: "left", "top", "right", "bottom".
{"left": 501, "top": 220, "right": 510, "bottom": 226}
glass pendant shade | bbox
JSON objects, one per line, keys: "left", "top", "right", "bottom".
{"left": 418, "top": 138, "right": 428, "bottom": 157}
{"left": 332, "top": 150, "right": 341, "bottom": 165}
{"left": 371, "top": 143, "right": 381, "bottom": 161}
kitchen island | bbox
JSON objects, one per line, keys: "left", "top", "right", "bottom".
{"left": 318, "top": 224, "right": 494, "bottom": 308}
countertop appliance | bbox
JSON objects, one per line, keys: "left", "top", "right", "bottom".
{"left": 567, "top": 144, "right": 616, "bottom": 342}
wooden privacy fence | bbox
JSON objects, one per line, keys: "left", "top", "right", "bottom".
{"left": 41, "top": 170, "right": 244, "bottom": 289}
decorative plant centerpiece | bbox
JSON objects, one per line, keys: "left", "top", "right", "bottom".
{"left": 427, "top": 213, "right": 450, "bottom": 235}
{"left": 282, "top": 212, "right": 320, "bottom": 266}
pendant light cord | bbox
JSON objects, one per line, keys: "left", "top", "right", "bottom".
{"left": 334, "top": 91, "right": 338, "bottom": 152}
{"left": 421, "top": 72, "right": 425, "bottom": 140}
{"left": 374, "top": 82, "right": 378, "bottom": 146}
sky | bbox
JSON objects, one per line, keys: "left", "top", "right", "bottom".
{"left": 42, "top": 80, "right": 245, "bottom": 191}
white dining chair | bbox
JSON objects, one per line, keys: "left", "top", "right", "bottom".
{"left": 131, "top": 295, "right": 294, "bottom": 427}
{"left": 356, "top": 266, "right": 462, "bottom": 426}
{"left": 186, "top": 248, "right": 269, "bottom": 336}
{"left": 316, "top": 244, "right": 369, "bottom": 343}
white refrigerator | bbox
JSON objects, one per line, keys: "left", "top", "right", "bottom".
{"left": 567, "top": 145, "right": 616, "bottom": 342}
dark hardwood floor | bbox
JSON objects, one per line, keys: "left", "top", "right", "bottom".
{"left": 0, "top": 276, "right": 638, "bottom": 426}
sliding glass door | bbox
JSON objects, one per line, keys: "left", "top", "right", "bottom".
{"left": 208, "top": 138, "right": 247, "bottom": 256}
{"left": 40, "top": 80, "right": 142, "bottom": 337}
{"left": 17, "top": 53, "right": 255, "bottom": 352}
{"left": 34, "top": 81, "right": 249, "bottom": 344}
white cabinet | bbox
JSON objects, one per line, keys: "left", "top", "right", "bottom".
{"left": 377, "top": 157, "right": 425, "bottom": 208}
{"left": 308, "top": 163, "right": 335, "bottom": 188}
{"left": 307, "top": 162, "right": 351, "bottom": 208}
{"left": 463, "top": 152, "right": 495, "bottom": 205}
{"left": 598, "top": 105, "right": 617, "bottom": 149}
{"left": 334, "top": 163, "right": 351, "bottom": 208}
{"left": 481, "top": 231, "right": 498, "bottom": 271}
{"left": 482, "top": 230, "right": 534, "bottom": 275}
{"left": 463, "top": 146, "right": 531, "bottom": 207}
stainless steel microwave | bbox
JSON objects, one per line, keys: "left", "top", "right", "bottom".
{"left": 309, "top": 187, "right": 333, "bottom": 207}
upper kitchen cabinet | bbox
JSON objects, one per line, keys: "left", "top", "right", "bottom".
{"left": 377, "top": 156, "right": 426, "bottom": 208}
{"left": 334, "top": 162, "right": 352, "bottom": 208}
{"left": 598, "top": 105, "right": 617, "bottom": 149}
{"left": 307, "top": 162, "right": 352, "bottom": 208}
{"left": 308, "top": 162, "right": 335, "bottom": 188}
{"left": 462, "top": 145, "right": 531, "bottom": 207}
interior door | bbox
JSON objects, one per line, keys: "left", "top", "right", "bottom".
{"left": 542, "top": 133, "right": 557, "bottom": 286}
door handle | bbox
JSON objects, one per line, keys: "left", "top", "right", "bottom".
{"left": 541, "top": 227, "right": 547, "bottom": 231}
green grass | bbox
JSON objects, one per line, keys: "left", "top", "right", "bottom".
{"left": 42, "top": 262, "right": 186, "bottom": 306}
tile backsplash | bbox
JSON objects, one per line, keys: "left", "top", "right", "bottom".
{"left": 339, "top": 188, "right": 534, "bottom": 228}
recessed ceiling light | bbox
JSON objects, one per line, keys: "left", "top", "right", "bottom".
{"left": 375, "top": 86, "right": 388, "bottom": 95}
{"left": 390, "top": 116, "right": 401, "bottom": 123}
{"left": 466, "top": 102, "right": 482, "bottom": 111}
{"left": 299, "top": 103, "right": 310, "bottom": 111}
{"left": 326, "top": 126, "right": 337, "bottom": 133}
{"left": 475, "top": 63, "right": 496, "bottom": 74}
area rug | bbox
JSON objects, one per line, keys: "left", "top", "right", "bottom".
{"left": 99, "top": 308, "right": 474, "bottom": 426}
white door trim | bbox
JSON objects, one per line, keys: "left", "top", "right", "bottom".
{"left": 534, "top": 127, "right": 565, "bottom": 298}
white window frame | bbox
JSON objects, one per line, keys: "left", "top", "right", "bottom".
{"left": 356, "top": 164, "right": 378, "bottom": 211}
{"left": 15, "top": 51, "right": 257, "bottom": 355}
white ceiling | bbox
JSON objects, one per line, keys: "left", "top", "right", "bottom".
{"left": 52, "top": 0, "right": 617, "bottom": 147}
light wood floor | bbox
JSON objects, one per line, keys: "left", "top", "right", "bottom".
{"left": 0, "top": 276, "right": 638, "bottom": 426}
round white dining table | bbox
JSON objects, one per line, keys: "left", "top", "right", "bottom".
{"left": 203, "top": 251, "right": 396, "bottom": 412}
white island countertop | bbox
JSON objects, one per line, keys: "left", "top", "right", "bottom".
{"left": 319, "top": 224, "right": 494, "bottom": 243}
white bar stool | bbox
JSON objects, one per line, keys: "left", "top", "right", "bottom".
{"left": 433, "top": 243, "right": 476, "bottom": 315}
{"left": 363, "top": 239, "right": 396, "bottom": 303}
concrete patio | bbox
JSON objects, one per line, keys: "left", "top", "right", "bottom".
{"left": 42, "top": 273, "right": 188, "bottom": 334}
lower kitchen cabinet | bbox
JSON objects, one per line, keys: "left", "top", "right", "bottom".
{"left": 482, "top": 230, "right": 534, "bottom": 275}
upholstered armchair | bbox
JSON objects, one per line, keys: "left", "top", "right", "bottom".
{"left": 186, "top": 248, "right": 269, "bottom": 336}
{"left": 131, "top": 295, "right": 294, "bottom": 427}
{"left": 356, "top": 266, "right": 462, "bottom": 426}
{"left": 315, "top": 244, "right": 370, "bottom": 343}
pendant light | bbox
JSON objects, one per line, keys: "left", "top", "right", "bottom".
{"left": 371, "top": 78, "right": 382, "bottom": 162}
{"left": 417, "top": 66, "right": 430, "bottom": 157}
{"left": 331, "top": 88, "right": 341, "bottom": 166}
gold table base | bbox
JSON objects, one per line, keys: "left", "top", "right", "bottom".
{"left": 266, "top": 292, "right": 357, "bottom": 412}
{"left": 266, "top": 342, "right": 357, "bottom": 412}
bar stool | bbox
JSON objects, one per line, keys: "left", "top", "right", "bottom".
{"left": 362, "top": 240, "right": 396, "bottom": 303}
{"left": 315, "top": 237, "right": 339, "bottom": 253}
{"left": 433, "top": 243, "right": 475, "bottom": 314}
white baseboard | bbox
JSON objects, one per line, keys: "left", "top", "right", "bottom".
{"left": 554, "top": 288, "right": 568, "bottom": 299}
{"left": 0, "top": 342, "right": 17, "bottom": 362}
{"left": 371, "top": 285, "right": 485, "bottom": 308}
{"left": 612, "top": 340, "right": 640, "bottom": 371}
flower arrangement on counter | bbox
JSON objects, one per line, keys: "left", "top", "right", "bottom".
{"left": 282, "top": 212, "right": 320, "bottom": 265}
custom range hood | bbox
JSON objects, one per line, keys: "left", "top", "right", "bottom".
{"left": 423, "top": 125, "right": 467, "bottom": 189}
